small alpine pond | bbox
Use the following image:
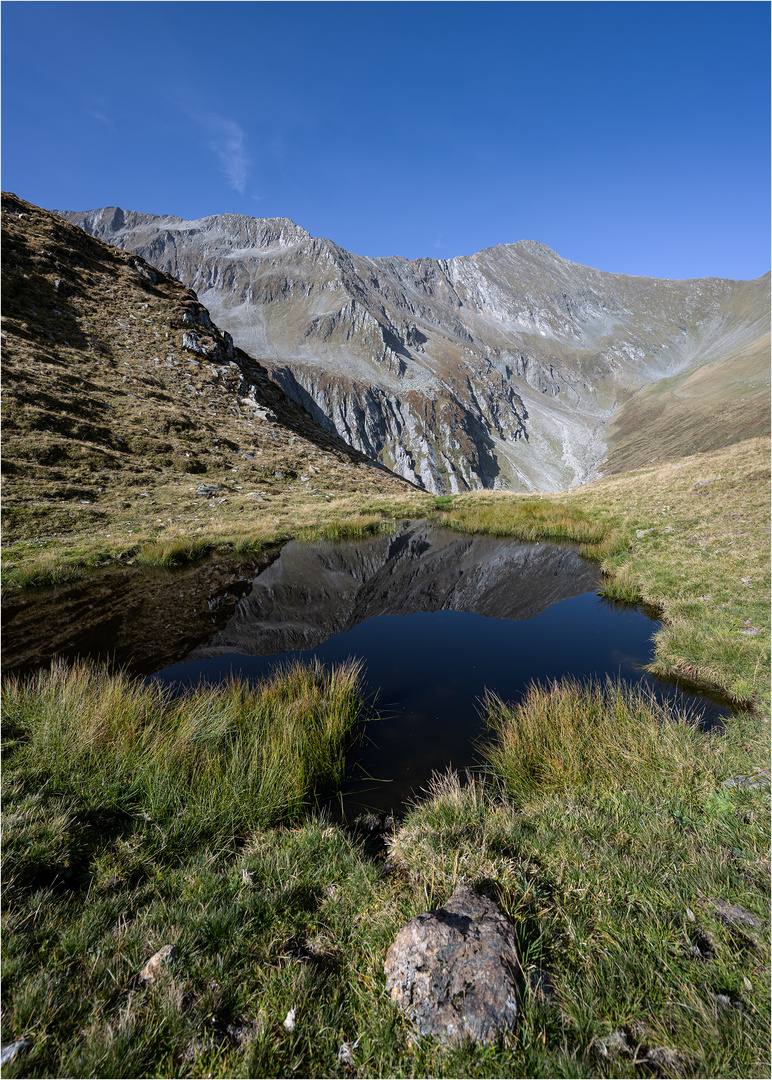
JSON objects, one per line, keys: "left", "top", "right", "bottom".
{"left": 148, "top": 523, "right": 728, "bottom": 817}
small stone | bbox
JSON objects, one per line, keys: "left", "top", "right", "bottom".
{"left": 711, "top": 899, "right": 764, "bottom": 928}
{"left": 645, "top": 1046, "right": 686, "bottom": 1075}
{"left": 595, "top": 1029, "right": 631, "bottom": 1057}
{"left": 225, "top": 1021, "right": 256, "bottom": 1047}
{"left": 712, "top": 993, "right": 736, "bottom": 1011}
{"left": 685, "top": 907, "right": 696, "bottom": 923}
{"left": 337, "top": 1035, "right": 361, "bottom": 1065}
{"left": 1, "top": 1040, "right": 32, "bottom": 1066}
{"left": 138, "top": 944, "right": 180, "bottom": 984}
{"left": 722, "top": 768, "right": 770, "bottom": 790}
{"left": 283, "top": 1008, "right": 296, "bottom": 1032}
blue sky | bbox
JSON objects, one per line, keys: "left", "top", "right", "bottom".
{"left": 2, "top": 1, "right": 769, "bottom": 279}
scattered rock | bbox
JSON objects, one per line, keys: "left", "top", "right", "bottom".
{"left": 182, "top": 330, "right": 210, "bottom": 355}
{"left": 595, "top": 1031, "right": 687, "bottom": 1075}
{"left": 711, "top": 899, "right": 764, "bottom": 929}
{"left": 384, "top": 882, "right": 520, "bottom": 1044}
{"left": 138, "top": 943, "right": 180, "bottom": 984}
{"left": 635, "top": 528, "right": 651, "bottom": 538}
{"left": 196, "top": 484, "right": 222, "bottom": 496}
{"left": 527, "top": 966, "right": 557, "bottom": 1002}
{"left": 337, "top": 1035, "right": 362, "bottom": 1065}
{"left": 1, "top": 1039, "right": 32, "bottom": 1066}
{"left": 722, "top": 768, "right": 770, "bottom": 790}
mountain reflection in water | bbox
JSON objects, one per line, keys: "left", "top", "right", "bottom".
{"left": 154, "top": 523, "right": 719, "bottom": 818}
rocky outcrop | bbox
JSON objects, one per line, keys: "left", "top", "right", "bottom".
{"left": 384, "top": 883, "right": 520, "bottom": 1043}
{"left": 60, "top": 206, "right": 770, "bottom": 493}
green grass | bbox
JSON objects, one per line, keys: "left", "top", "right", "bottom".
{"left": 2, "top": 658, "right": 366, "bottom": 841}
{"left": 3, "top": 664, "right": 768, "bottom": 1078}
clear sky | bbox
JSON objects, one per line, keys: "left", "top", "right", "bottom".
{"left": 2, "top": 1, "right": 769, "bottom": 280}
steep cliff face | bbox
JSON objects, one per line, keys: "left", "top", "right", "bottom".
{"left": 60, "top": 207, "right": 770, "bottom": 493}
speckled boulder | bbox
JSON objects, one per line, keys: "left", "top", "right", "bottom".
{"left": 384, "top": 883, "right": 520, "bottom": 1043}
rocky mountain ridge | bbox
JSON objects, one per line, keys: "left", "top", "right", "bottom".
{"left": 61, "top": 206, "right": 770, "bottom": 493}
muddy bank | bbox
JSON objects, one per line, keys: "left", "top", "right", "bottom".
{"left": 2, "top": 548, "right": 280, "bottom": 679}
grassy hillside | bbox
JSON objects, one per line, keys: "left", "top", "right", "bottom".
{"left": 602, "top": 323, "right": 770, "bottom": 476}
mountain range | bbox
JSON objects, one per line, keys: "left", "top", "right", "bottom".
{"left": 59, "top": 206, "right": 770, "bottom": 493}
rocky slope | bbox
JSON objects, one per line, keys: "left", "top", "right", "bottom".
{"left": 60, "top": 206, "right": 770, "bottom": 493}
{"left": 1, "top": 193, "right": 415, "bottom": 552}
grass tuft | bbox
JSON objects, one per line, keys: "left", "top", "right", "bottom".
{"left": 133, "top": 537, "right": 211, "bottom": 568}
{"left": 482, "top": 678, "right": 713, "bottom": 803}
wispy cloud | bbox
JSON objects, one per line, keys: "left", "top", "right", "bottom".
{"left": 89, "top": 110, "right": 114, "bottom": 129}
{"left": 188, "top": 111, "right": 250, "bottom": 194}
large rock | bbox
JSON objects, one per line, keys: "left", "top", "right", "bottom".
{"left": 384, "top": 883, "right": 520, "bottom": 1043}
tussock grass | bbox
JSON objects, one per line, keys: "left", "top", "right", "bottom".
{"left": 483, "top": 679, "right": 710, "bottom": 802}
{"left": 2, "top": 554, "right": 85, "bottom": 590}
{"left": 2, "top": 658, "right": 366, "bottom": 841}
{"left": 433, "top": 493, "right": 613, "bottom": 553}
{"left": 387, "top": 769, "right": 526, "bottom": 897}
{"left": 133, "top": 536, "right": 211, "bottom": 568}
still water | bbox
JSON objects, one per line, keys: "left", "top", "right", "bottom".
{"left": 150, "top": 523, "right": 725, "bottom": 817}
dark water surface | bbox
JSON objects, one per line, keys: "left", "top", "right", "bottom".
{"left": 149, "top": 522, "right": 727, "bottom": 817}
